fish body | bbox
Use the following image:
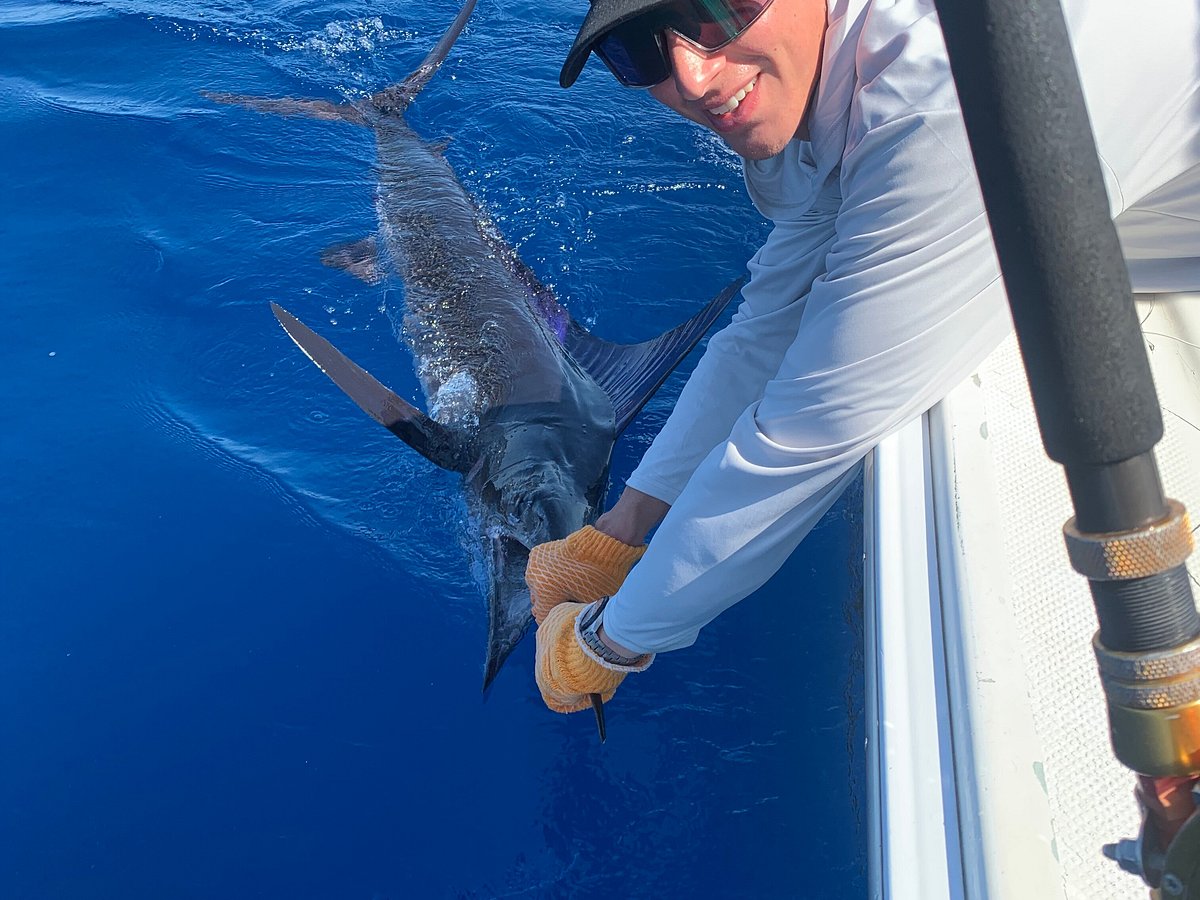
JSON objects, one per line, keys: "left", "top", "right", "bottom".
{"left": 208, "top": 0, "right": 740, "bottom": 686}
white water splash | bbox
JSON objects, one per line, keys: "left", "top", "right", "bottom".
{"left": 276, "top": 17, "right": 413, "bottom": 58}
{"left": 428, "top": 370, "right": 481, "bottom": 427}
{"left": 146, "top": 11, "right": 417, "bottom": 92}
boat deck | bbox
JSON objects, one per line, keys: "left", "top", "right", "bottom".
{"left": 867, "top": 293, "right": 1200, "bottom": 898}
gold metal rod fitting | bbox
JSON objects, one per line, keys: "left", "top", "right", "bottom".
{"left": 1064, "top": 498, "right": 1193, "bottom": 581}
{"left": 1108, "top": 698, "right": 1200, "bottom": 777}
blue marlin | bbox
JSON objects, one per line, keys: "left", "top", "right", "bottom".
{"left": 206, "top": 0, "right": 739, "bottom": 691}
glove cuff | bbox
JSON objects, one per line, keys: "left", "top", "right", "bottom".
{"left": 566, "top": 526, "right": 646, "bottom": 572}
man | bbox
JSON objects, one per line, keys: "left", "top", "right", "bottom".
{"left": 525, "top": 0, "right": 1200, "bottom": 713}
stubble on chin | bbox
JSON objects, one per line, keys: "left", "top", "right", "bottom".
{"left": 716, "top": 110, "right": 807, "bottom": 161}
{"left": 737, "top": 141, "right": 785, "bottom": 161}
{"left": 722, "top": 132, "right": 792, "bottom": 162}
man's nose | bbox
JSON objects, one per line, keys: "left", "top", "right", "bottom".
{"left": 664, "top": 31, "right": 724, "bottom": 100}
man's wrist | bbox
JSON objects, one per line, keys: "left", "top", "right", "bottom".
{"left": 597, "top": 624, "right": 639, "bottom": 660}
{"left": 594, "top": 487, "right": 670, "bottom": 545}
{"left": 576, "top": 600, "right": 654, "bottom": 672}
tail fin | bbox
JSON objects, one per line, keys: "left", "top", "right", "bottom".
{"left": 369, "top": 0, "right": 478, "bottom": 114}
{"left": 201, "top": 91, "right": 366, "bottom": 124}
{"left": 203, "top": 0, "right": 479, "bottom": 121}
{"left": 566, "top": 278, "right": 745, "bottom": 434}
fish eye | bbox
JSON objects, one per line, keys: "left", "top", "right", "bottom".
{"left": 505, "top": 496, "right": 535, "bottom": 527}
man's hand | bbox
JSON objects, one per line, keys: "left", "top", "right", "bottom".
{"left": 525, "top": 526, "right": 645, "bottom": 625}
{"left": 526, "top": 489, "right": 667, "bottom": 718}
{"left": 535, "top": 604, "right": 626, "bottom": 713}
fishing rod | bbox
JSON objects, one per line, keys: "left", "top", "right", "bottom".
{"left": 931, "top": 0, "right": 1200, "bottom": 891}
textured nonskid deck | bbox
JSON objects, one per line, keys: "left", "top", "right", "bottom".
{"left": 867, "top": 293, "right": 1200, "bottom": 898}
{"left": 930, "top": 292, "right": 1200, "bottom": 898}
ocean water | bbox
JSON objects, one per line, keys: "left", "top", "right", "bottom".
{"left": 1, "top": 1, "right": 866, "bottom": 897}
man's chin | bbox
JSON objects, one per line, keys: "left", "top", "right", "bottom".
{"left": 723, "top": 133, "right": 792, "bottom": 162}
{"left": 739, "top": 144, "right": 787, "bottom": 161}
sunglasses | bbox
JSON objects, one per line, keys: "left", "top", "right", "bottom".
{"left": 594, "top": 0, "right": 775, "bottom": 88}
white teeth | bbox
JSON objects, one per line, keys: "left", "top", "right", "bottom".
{"left": 710, "top": 78, "right": 756, "bottom": 116}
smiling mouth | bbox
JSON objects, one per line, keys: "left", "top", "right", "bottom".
{"left": 708, "top": 77, "right": 757, "bottom": 116}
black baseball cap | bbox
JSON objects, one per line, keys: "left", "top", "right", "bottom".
{"left": 559, "top": 0, "right": 675, "bottom": 87}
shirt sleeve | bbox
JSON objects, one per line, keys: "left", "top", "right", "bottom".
{"left": 604, "top": 105, "right": 1013, "bottom": 654}
{"left": 624, "top": 184, "right": 841, "bottom": 505}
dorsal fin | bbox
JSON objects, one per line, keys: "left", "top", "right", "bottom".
{"left": 370, "top": 0, "right": 478, "bottom": 114}
{"left": 270, "top": 304, "right": 476, "bottom": 473}
{"left": 566, "top": 277, "right": 744, "bottom": 435}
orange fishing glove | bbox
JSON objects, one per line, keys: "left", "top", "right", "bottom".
{"left": 535, "top": 602, "right": 650, "bottom": 713}
{"left": 525, "top": 526, "right": 646, "bottom": 625}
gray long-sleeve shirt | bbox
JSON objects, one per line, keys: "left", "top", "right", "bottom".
{"left": 602, "top": 0, "right": 1200, "bottom": 653}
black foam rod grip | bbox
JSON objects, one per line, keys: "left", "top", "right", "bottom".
{"left": 933, "top": 0, "right": 1163, "bottom": 469}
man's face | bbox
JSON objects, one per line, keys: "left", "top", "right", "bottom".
{"left": 647, "top": 0, "right": 825, "bottom": 160}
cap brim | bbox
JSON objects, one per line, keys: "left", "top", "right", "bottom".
{"left": 559, "top": 0, "right": 675, "bottom": 88}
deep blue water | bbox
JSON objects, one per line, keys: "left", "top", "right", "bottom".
{"left": 2, "top": 1, "right": 866, "bottom": 897}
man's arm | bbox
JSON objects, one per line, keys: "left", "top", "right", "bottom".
{"left": 589, "top": 172, "right": 844, "bottom": 657}
{"left": 603, "top": 98, "right": 1012, "bottom": 654}
{"left": 622, "top": 177, "right": 842, "bottom": 507}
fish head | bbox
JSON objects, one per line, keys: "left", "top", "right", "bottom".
{"left": 471, "top": 450, "right": 613, "bottom": 689}
{"left": 477, "top": 463, "right": 597, "bottom": 690}
{"left": 469, "top": 410, "right": 609, "bottom": 547}
{"left": 470, "top": 399, "right": 616, "bottom": 688}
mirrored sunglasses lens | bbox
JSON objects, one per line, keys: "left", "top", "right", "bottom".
{"left": 597, "top": 26, "right": 669, "bottom": 87}
{"left": 674, "top": 0, "right": 771, "bottom": 49}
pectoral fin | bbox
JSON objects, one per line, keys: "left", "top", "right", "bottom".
{"left": 270, "top": 303, "right": 475, "bottom": 473}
